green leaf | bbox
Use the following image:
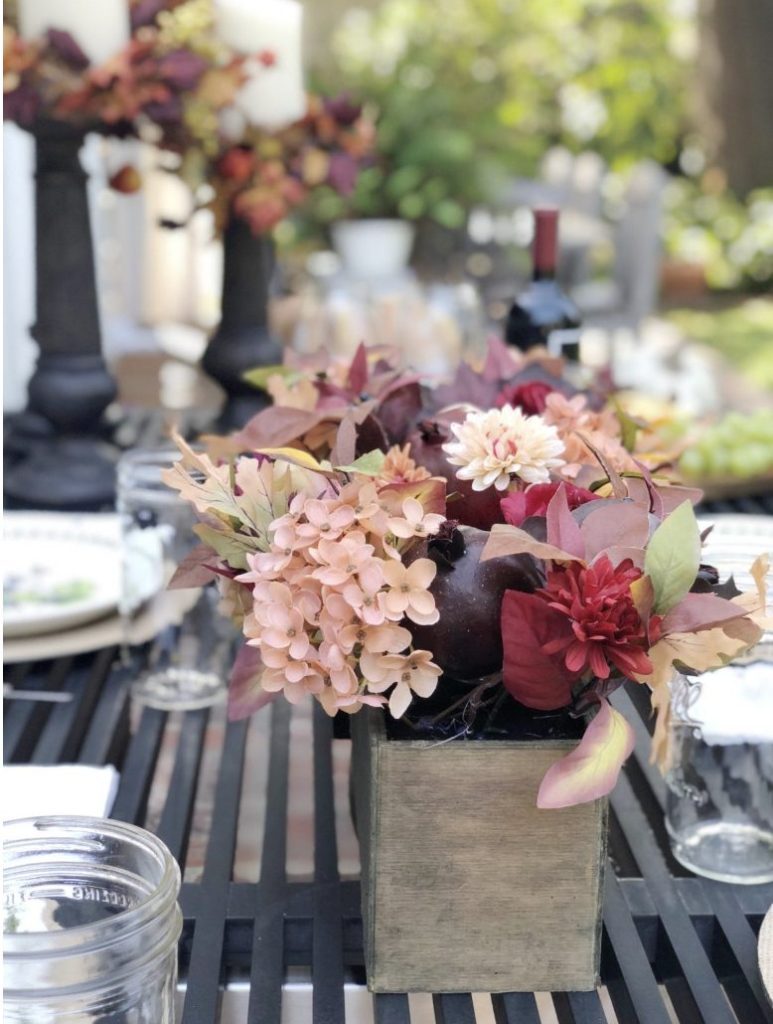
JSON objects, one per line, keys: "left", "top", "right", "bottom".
{"left": 336, "top": 449, "right": 386, "bottom": 476}
{"left": 644, "top": 500, "right": 701, "bottom": 614}
{"left": 613, "top": 401, "right": 640, "bottom": 452}
{"left": 242, "top": 365, "right": 293, "bottom": 391}
{"left": 193, "top": 523, "right": 260, "bottom": 571}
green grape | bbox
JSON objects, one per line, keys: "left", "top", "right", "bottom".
{"left": 729, "top": 449, "right": 754, "bottom": 477}
{"left": 679, "top": 448, "right": 704, "bottom": 478}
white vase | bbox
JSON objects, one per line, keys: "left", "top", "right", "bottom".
{"left": 331, "top": 219, "right": 415, "bottom": 280}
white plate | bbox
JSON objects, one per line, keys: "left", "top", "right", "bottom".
{"left": 3, "top": 513, "right": 123, "bottom": 638}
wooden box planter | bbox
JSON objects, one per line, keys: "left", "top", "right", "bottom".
{"left": 351, "top": 708, "right": 607, "bottom": 993}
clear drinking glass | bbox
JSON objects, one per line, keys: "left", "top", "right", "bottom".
{"left": 117, "top": 447, "right": 233, "bottom": 710}
{"left": 665, "top": 655, "right": 773, "bottom": 884}
{"left": 3, "top": 816, "right": 182, "bottom": 1023}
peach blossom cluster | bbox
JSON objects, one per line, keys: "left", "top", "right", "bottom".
{"left": 543, "top": 393, "right": 637, "bottom": 479}
{"left": 237, "top": 480, "right": 445, "bottom": 718}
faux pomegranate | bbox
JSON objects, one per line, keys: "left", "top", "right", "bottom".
{"left": 410, "top": 525, "right": 543, "bottom": 681}
{"left": 407, "top": 415, "right": 503, "bottom": 530}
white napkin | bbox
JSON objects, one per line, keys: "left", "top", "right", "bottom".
{"left": 2, "top": 765, "right": 120, "bottom": 822}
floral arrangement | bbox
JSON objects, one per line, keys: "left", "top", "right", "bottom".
{"left": 3, "top": 0, "right": 373, "bottom": 232}
{"left": 164, "top": 340, "right": 771, "bottom": 808}
{"left": 197, "top": 94, "right": 375, "bottom": 234}
{"left": 3, "top": 1, "right": 239, "bottom": 132}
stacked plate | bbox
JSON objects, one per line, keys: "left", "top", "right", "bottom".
{"left": 4, "top": 513, "right": 124, "bottom": 639}
{"left": 3, "top": 512, "right": 165, "bottom": 663}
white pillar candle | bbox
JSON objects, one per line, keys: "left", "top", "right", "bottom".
{"left": 215, "top": 0, "right": 305, "bottom": 130}
{"left": 18, "top": 0, "right": 130, "bottom": 67}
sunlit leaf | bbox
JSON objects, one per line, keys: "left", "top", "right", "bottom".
{"left": 379, "top": 476, "right": 447, "bottom": 517}
{"left": 336, "top": 449, "right": 386, "bottom": 476}
{"left": 242, "top": 365, "right": 294, "bottom": 391}
{"left": 644, "top": 500, "right": 701, "bottom": 614}
{"left": 537, "top": 700, "right": 634, "bottom": 809}
{"left": 256, "top": 446, "right": 328, "bottom": 473}
{"left": 481, "top": 523, "right": 584, "bottom": 565}
{"left": 661, "top": 593, "right": 748, "bottom": 635}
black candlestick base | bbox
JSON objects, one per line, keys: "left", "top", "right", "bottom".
{"left": 202, "top": 323, "right": 281, "bottom": 432}
{"left": 201, "top": 220, "right": 283, "bottom": 432}
{"left": 4, "top": 436, "right": 116, "bottom": 510}
{"left": 2, "top": 120, "right": 120, "bottom": 510}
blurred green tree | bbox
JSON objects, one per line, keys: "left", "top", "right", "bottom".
{"left": 307, "top": 0, "right": 694, "bottom": 226}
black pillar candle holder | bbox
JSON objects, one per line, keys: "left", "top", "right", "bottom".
{"left": 201, "top": 217, "right": 284, "bottom": 432}
{"left": 4, "top": 119, "right": 119, "bottom": 510}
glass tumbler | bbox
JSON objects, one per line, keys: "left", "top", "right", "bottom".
{"left": 665, "top": 657, "right": 773, "bottom": 884}
{"left": 3, "top": 816, "right": 182, "bottom": 1023}
{"left": 117, "top": 447, "right": 233, "bottom": 711}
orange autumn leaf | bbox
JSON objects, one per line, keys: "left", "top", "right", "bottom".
{"left": 633, "top": 626, "right": 757, "bottom": 769}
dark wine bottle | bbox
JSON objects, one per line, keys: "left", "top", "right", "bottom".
{"left": 505, "top": 207, "right": 581, "bottom": 361}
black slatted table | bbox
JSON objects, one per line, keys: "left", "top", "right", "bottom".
{"left": 4, "top": 493, "right": 773, "bottom": 1023}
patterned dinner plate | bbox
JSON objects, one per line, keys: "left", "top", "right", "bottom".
{"left": 3, "top": 513, "right": 123, "bottom": 638}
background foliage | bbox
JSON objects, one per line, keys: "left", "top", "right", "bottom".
{"left": 308, "top": 0, "right": 694, "bottom": 226}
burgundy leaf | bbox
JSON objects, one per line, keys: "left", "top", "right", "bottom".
{"left": 430, "top": 361, "right": 501, "bottom": 412}
{"left": 168, "top": 543, "right": 219, "bottom": 589}
{"left": 580, "top": 502, "right": 650, "bottom": 562}
{"left": 482, "top": 335, "right": 520, "bottom": 381}
{"left": 234, "top": 407, "right": 325, "bottom": 449}
{"left": 633, "top": 459, "right": 665, "bottom": 518}
{"left": 324, "top": 93, "right": 362, "bottom": 125}
{"left": 159, "top": 50, "right": 209, "bottom": 91}
{"left": 624, "top": 476, "right": 703, "bottom": 514}
{"left": 354, "top": 414, "right": 390, "bottom": 456}
{"left": 228, "top": 645, "right": 279, "bottom": 721}
{"left": 376, "top": 381, "right": 423, "bottom": 444}
{"left": 130, "top": 0, "right": 167, "bottom": 30}
{"left": 328, "top": 152, "right": 359, "bottom": 195}
{"left": 3, "top": 83, "right": 41, "bottom": 126}
{"left": 46, "top": 28, "right": 89, "bottom": 69}
{"left": 501, "top": 590, "right": 578, "bottom": 710}
{"left": 314, "top": 380, "right": 354, "bottom": 409}
{"left": 143, "top": 95, "right": 183, "bottom": 124}
{"left": 546, "top": 484, "right": 585, "bottom": 558}
{"left": 330, "top": 415, "right": 357, "bottom": 467}
{"left": 347, "top": 343, "right": 369, "bottom": 395}
{"left": 661, "top": 593, "right": 748, "bottom": 635}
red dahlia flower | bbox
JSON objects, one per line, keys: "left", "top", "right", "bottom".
{"left": 495, "top": 380, "right": 555, "bottom": 414}
{"left": 539, "top": 556, "right": 653, "bottom": 680}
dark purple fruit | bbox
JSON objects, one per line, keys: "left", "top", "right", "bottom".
{"left": 407, "top": 415, "right": 504, "bottom": 530}
{"left": 410, "top": 525, "right": 543, "bottom": 681}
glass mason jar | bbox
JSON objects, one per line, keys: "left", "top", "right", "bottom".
{"left": 665, "top": 655, "right": 773, "bottom": 884}
{"left": 4, "top": 816, "right": 182, "bottom": 1023}
{"left": 117, "top": 446, "right": 234, "bottom": 711}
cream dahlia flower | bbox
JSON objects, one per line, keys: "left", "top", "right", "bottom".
{"left": 442, "top": 404, "right": 566, "bottom": 491}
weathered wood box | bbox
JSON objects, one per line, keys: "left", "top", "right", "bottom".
{"left": 351, "top": 708, "right": 607, "bottom": 993}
